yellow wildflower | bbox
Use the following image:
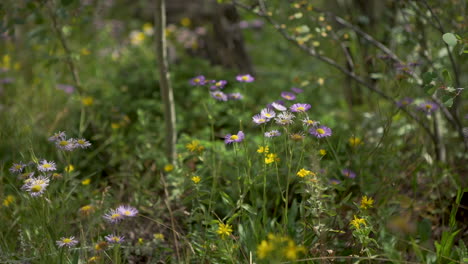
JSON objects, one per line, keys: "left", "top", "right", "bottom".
{"left": 349, "top": 136, "right": 362, "bottom": 147}
{"left": 180, "top": 17, "right": 191, "bottom": 27}
{"left": 81, "top": 48, "right": 90, "bottom": 56}
{"left": 81, "top": 96, "right": 94, "bottom": 106}
{"left": 164, "top": 164, "right": 174, "bottom": 172}
{"left": 142, "top": 23, "right": 154, "bottom": 36}
{"left": 88, "top": 256, "right": 101, "bottom": 263}
{"left": 153, "top": 233, "right": 165, "bottom": 240}
{"left": 2, "top": 54, "right": 11, "bottom": 69}
{"left": 186, "top": 140, "right": 204, "bottom": 153}
{"left": 81, "top": 178, "right": 91, "bottom": 185}
{"left": 130, "top": 30, "right": 145, "bottom": 45}
{"left": 257, "top": 145, "right": 269, "bottom": 154}
{"left": 216, "top": 222, "right": 233, "bottom": 239}
{"left": 317, "top": 77, "right": 324, "bottom": 85}
{"left": 350, "top": 215, "right": 366, "bottom": 230}
{"left": 111, "top": 123, "right": 120, "bottom": 129}
{"left": 283, "top": 240, "right": 306, "bottom": 261}
{"left": 65, "top": 164, "right": 74, "bottom": 173}
{"left": 79, "top": 205, "right": 94, "bottom": 216}
{"left": 360, "top": 196, "right": 374, "bottom": 210}
{"left": 138, "top": 238, "right": 144, "bottom": 244}
{"left": 2, "top": 195, "right": 15, "bottom": 207}
{"left": 257, "top": 240, "right": 273, "bottom": 259}
{"left": 94, "top": 241, "right": 108, "bottom": 251}
{"left": 191, "top": 176, "right": 201, "bottom": 184}
{"left": 265, "top": 153, "right": 280, "bottom": 164}
{"left": 319, "top": 149, "right": 327, "bottom": 156}
{"left": 297, "top": 168, "right": 315, "bottom": 178}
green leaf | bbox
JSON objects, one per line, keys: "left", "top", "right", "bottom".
{"left": 241, "top": 204, "right": 257, "bottom": 215}
{"left": 443, "top": 33, "right": 458, "bottom": 47}
{"left": 417, "top": 218, "right": 432, "bottom": 242}
{"left": 422, "top": 72, "right": 437, "bottom": 84}
{"left": 444, "top": 98, "right": 453, "bottom": 107}
{"left": 442, "top": 69, "right": 452, "bottom": 85}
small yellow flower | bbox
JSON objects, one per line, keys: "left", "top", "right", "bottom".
{"left": 283, "top": 240, "right": 306, "bottom": 261}
{"left": 13, "top": 62, "right": 21, "bottom": 70}
{"left": 153, "top": 233, "right": 164, "bottom": 240}
{"left": 2, "top": 54, "right": 11, "bottom": 69}
{"left": 360, "top": 196, "right": 374, "bottom": 210}
{"left": 138, "top": 238, "right": 144, "bottom": 244}
{"left": 297, "top": 168, "right": 315, "bottom": 178}
{"left": 349, "top": 136, "right": 362, "bottom": 147}
{"left": 2, "top": 195, "right": 15, "bottom": 207}
{"left": 257, "top": 240, "right": 274, "bottom": 259}
{"left": 191, "top": 176, "right": 201, "bottom": 184}
{"left": 65, "top": 164, "right": 74, "bottom": 173}
{"left": 94, "top": 241, "right": 108, "bottom": 251}
{"left": 130, "top": 30, "right": 145, "bottom": 45}
{"left": 52, "top": 173, "right": 63, "bottom": 179}
{"left": 111, "top": 123, "right": 120, "bottom": 129}
{"left": 180, "top": 17, "right": 191, "bottom": 27}
{"left": 257, "top": 145, "right": 269, "bottom": 154}
{"left": 142, "top": 23, "right": 154, "bottom": 36}
{"left": 81, "top": 178, "right": 91, "bottom": 185}
{"left": 350, "top": 215, "right": 366, "bottom": 230}
{"left": 186, "top": 140, "right": 204, "bottom": 153}
{"left": 164, "top": 164, "right": 174, "bottom": 172}
{"left": 317, "top": 77, "right": 324, "bottom": 85}
{"left": 217, "top": 222, "right": 233, "bottom": 239}
{"left": 319, "top": 149, "right": 327, "bottom": 156}
{"left": 81, "top": 96, "right": 94, "bottom": 106}
{"left": 88, "top": 256, "right": 101, "bottom": 263}
{"left": 265, "top": 153, "right": 280, "bottom": 164}
{"left": 81, "top": 48, "right": 91, "bottom": 56}
{"left": 79, "top": 205, "right": 94, "bottom": 216}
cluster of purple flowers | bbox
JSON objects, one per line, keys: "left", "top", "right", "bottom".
{"left": 396, "top": 98, "right": 439, "bottom": 114}
{"left": 224, "top": 131, "right": 245, "bottom": 144}
{"left": 48, "top": 131, "right": 91, "bottom": 151}
{"left": 189, "top": 74, "right": 252, "bottom": 102}
{"left": 103, "top": 205, "right": 139, "bottom": 224}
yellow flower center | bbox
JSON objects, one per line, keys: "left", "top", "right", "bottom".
{"left": 316, "top": 128, "right": 325, "bottom": 134}
{"left": 15, "top": 165, "right": 22, "bottom": 170}
{"left": 59, "top": 140, "right": 68, "bottom": 146}
{"left": 62, "top": 238, "right": 72, "bottom": 243}
{"left": 285, "top": 96, "right": 292, "bottom": 99}
{"left": 31, "top": 185, "right": 42, "bottom": 192}
{"left": 425, "top": 104, "right": 432, "bottom": 109}
{"left": 123, "top": 210, "right": 131, "bottom": 216}
{"left": 241, "top": 76, "right": 249, "bottom": 81}
{"left": 194, "top": 78, "right": 200, "bottom": 83}
{"left": 112, "top": 237, "right": 120, "bottom": 242}
{"left": 77, "top": 140, "right": 85, "bottom": 145}
{"left": 297, "top": 106, "right": 305, "bottom": 111}
{"left": 111, "top": 214, "right": 120, "bottom": 219}
{"left": 230, "top": 135, "right": 239, "bottom": 140}
{"left": 43, "top": 164, "right": 51, "bottom": 168}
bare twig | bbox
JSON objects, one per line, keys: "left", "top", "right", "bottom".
{"left": 160, "top": 172, "right": 181, "bottom": 262}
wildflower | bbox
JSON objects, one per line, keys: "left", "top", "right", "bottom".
{"left": 56, "top": 236, "right": 79, "bottom": 248}
{"left": 275, "top": 111, "right": 295, "bottom": 125}
{"left": 252, "top": 114, "right": 268, "bottom": 125}
{"left": 281, "top": 91, "right": 296, "bottom": 100}
{"left": 217, "top": 222, "right": 233, "bottom": 239}
{"left": 9, "top": 162, "right": 26, "bottom": 174}
{"left": 48, "top": 131, "right": 66, "bottom": 142}
{"left": 319, "top": 149, "right": 327, "bottom": 156}
{"left": 142, "top": 23, "right": 154, "bottom": 35}
{"left": 105, "top": 234, "right": 125, "bottom": 244}
{"left": 94, "top": 241, "right": 108, "bottom": 251}
{"left": 236, "top": 74, "right": 254, "bottom": 83}
{"left": 130, "top": 30, "right": 145, "bottom": 45}
{"left": 19, "top": 172, "right": 34, "bottom": 180}
{"left": 81, "top": 96, "right": 94, "bottom": 106}
{"left": 164, "top": 164, "right": 174, "bottom": 172}
{"left": 418, "top": 101, "right": 439, "bottom": 114}
{"left": 117, "top": 205, "right": 138, "bottom": 218}
{"left": 283, "top": 240, "right": 306, "bottom": 261}
{"left": 180, "top": 17, "right": 191, "bottom": 27}
{"left": 38, "top": 160, "right": 56, "bottom": 172}
{"left": 291, "top": 87, "right": 303, "bottom": 94}
{"left": 350, "top": 215, "right": 366, "bottom": 230}
{"left": 342, "top": 169, "right": 356, "bottom": 179}
{"left": 74, "top": 138, "right": 91, "bottom": 149}
{"left": 81, "top": 48, "right": 90, "bottom": 56}
{"left": 186, "top": 140, "right": 204, "bottom": 153}
{"left": 56, "top": 84, "right": 75, "bottom": 94}
{"left": 297, "top": 168, "right": 314, "bottom": 178}
{"left": 260, "top": 108, "right": 276, "bottom": 119}
{"left": 81, "top": 179, "right": 91, "bottom": 185}
{"left": 52, "top": 173, "right": 63, "bottom": 179}
{"left": 360, "top": 196, "right": 374, "bottom": 210}
{"left": 62, "top": 164, "right": 74, "bottom": 174}
{"left": 330, "top": 179, "right": 341, "bottom": 185}
{"left": 317, "top": 78, "right": 324, "bottom": 85}
{"left": 111, "top": 123, "right": 120, "bottom": 129}
{"left": 257, "top": 240, "right": 273, "bottom": 259}
{"left": 191, "top": 176, "right": 201, "bottom": 184}
{"left": 290, "top": 132, "right": 305, "bottom": 141}
{"left": 224, "top": 131, "right": 244, "bottom": 144}
{"left": 271, "top": 102, "right": 287, "bottom": 111}
{"left": 302, "top": 118, "right": 319, "bottom": 127}
{"left": 349, "top": 136, "right": 362, "bottom": 147}
{"left": 56, "top": 139, "right": 76, "bottom": 151}
{"left": 2, "top": 195, "right": 15, "bottom": 207}
{"left": 257, "top": 146, "right": 269, "bottom": 154}
{"left": 290, "top": 103, "right": 311, "bottom": 112}
{"left": 154, "top": 233, "right": 165, "bottom": 240}
{"left": 103, "top": 209, "right": 124, "bottom": 223}
{"left": 79, "top": 205, "right": 94, "bottom": 216}
{"left": 228, "top": 92, "right": 243, "bottom": 100}
{"left": 88, "top": 256, "right": 101, "bottom": 263}
{"left": 189, "top": 75, "right": 206, "bottom": 86}
{"left": 138, "top": 238, "right": 144, "bottom": 244}
{"left": 265, "top": 130, "right": 281, "bottom": 138}
{"left": 210, "top": 91, "right": 228, "bottom": 101}
{"left": 265, "top": 153, "right": 280, "bottom": 164}
{"left": 210, "top": 80, "right": 227, "bottom": 90}
{"left": 309, "top": 125, "right": 332, "bottom": 138}
{"left": 23, "top": 176, "right": 50, "bottom": 197}
{"left": 396, "top": 97, "right": 413, "bottom": 107}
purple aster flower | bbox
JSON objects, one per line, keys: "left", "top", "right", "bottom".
{"left": 290, "top": 132, "right": 305, "bottom": 141}
{"left": 418, "top": 101, "right": 439, "bottom": 114}
{"left": 22, "top": 176, "right": 50, "bottom": 197}
{"left": 117, "top": 205, "right": 138, "bottom": 217}
{"left": 290, "top": 103, "right": 311, "bottom": 113}
{"left": 224, "top": 131, "right": 244, "bottom": 144}
{"left": 236, "top": 74, "right": 254, "bottom": 83}
{"left": 330, "top": 179, "right": 341, "bottom": 185}
{"left": 270, "top": 102, "right": 287, "bottom": 111}
{"left": 275, "top": 111, "right": 295, "bottom": 125}
{"left": 238, "top": 21, "right": 249, "bottom": 29}
{"left": 48, "top": 131, "right": 66, "bottom": 142}
{"left": 37, "top": 160, "right": 56, "bottom": 172}
{"left": 342, "top": 169, "right": 356, "bottom": 179}
{"left": 210, "top": 80, "right": 227, "bottom": 90}
{"left": 55, "top": 139, "right": 76, "bottom": 151}
{"left": 9, "top": 162, "right": 26, "bottom": 174}
{"left": 251, "top": 19, "right": 265, "bottom": 29}
{"left": 396, "top": 97, "right": 414, "bottom": 107}
{"left": 265, "top": 130, "right": 281, "bottom": 138}
{"left": 309, "top": 126, "right": 332, "bottom": 138}
{"left": 281, "top": 91, "right": 296, "bottom": 101}
{"left": 56, "top": 236, "right": 79, "bottom": 248}
{"left": 260, "top": 108, "right": 276, "bottom": 119}
{"left": 103, "top": 209, "right": 124, "bottom": 224}
{"left": 228, "top": 92, "right": 243, "bottom": 100}
{"left": 189, "top": 75, "right": 206, "bottom": 86}
{"left": 252, "top": 114, "right": 268, "bottom": 125}
{"left": 291, "top": 87, "right": 303, "bottom": 94}
{"left": 302, "top": 118, "right": 319, "bottom": 127}
{"left": 56, "top": 84, "right": 75, "bottom": 94}
{"left": 210, "top": 91, "right": 228, "bottom": 101}
{"left": 74, "top": 138, "right": 92, "bottom": 149}
{"left": 105, "top": 234, "right": 125, "bottom": 244}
